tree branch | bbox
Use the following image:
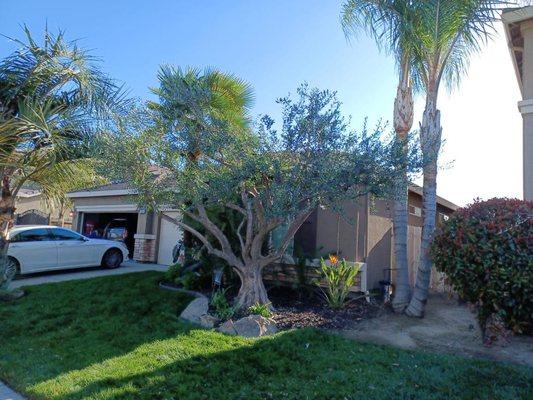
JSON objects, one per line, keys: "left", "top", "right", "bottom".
{"left": 260, "top": 207, "right": 314, "bottom": 267}
{"left": 161, "top": 213, "right": 242, "bottom": 268}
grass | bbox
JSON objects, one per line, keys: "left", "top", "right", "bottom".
{"left": 0, "top": 272, "right": 531, "bottom": 400}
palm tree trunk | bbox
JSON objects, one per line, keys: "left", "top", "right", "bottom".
{"left": 391, "top": 170, "right": 410, "bottom": 310}
{"left": 0, "top": 176, "right": 16, "bottom": 291}
{"left": 391, "top": 69, "right": 413, "bottom": 312}
{"left": 405, "top": 91, "right": 442, "bottom": 317}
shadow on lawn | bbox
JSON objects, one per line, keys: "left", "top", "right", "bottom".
{"left": 30, "top": 329, "right": 533, "bottom": 400}
{"left": 0, "top": 272, "right": 193, "bottom": 385}
{"left": 1, "top": 271, "right": 531, "bottom": 400}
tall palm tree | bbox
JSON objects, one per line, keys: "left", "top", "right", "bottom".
{"left": 405, "top": 0, "right": 511, "bottom": 317}
{"left": 148, "top": 66, "right": 254, "bottom": 259}
{"left": 341, "top": 0, "right": 418, "bottom": 311}
{"left": 0, "top": 27, "right": 123, "bottom": 292}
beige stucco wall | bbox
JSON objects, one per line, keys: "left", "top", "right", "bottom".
{"left": 15, "top": 196, "right": 51, "bottom": 215}
{"left": 15, "top": 195, "right": 72, "bottom": 225}
{"left": 309, "top": 192, "right": 456, "bottom": 290}
{"left": 315, "top": 197, "right": 368, "bottom": 262}
{"left": 72, "top": 195, "right": 137, "bottom": 207}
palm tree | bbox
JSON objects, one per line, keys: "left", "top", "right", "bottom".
{"left": 405, "top": 0, "right": 511, "bottom": 317}
{"left": 341, "top": 0, "right": 418, "bottom": 311}
{"left": 148, "top": 66, "right": 254, "bottom": 260}
{"left": 0, "top": 27, "right": 123, "bottom": 292}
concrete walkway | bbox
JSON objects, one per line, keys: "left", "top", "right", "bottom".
{"left": 10, "top": 260, "right": 168, "bottom": 289}
{"left": 0, "top": 381, "right": 24, "bottom": 400}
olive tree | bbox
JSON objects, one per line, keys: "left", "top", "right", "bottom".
{"left": 108, "top": 84, "right": 405, "bottom": 309}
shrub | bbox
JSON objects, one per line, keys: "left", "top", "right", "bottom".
{"left": 163, "top": 263, "right": 201, "bottom": 290}
{"left": 431, "top": 198, "right": 532, "bottom": 334}
{"left": 248, "top": 302, "right": 272, "bottom": 318}
{"left": 164, "top": 263, "right": 183, "bottom": 284}
{"left": 210, "top": 288, "right": 237, "bottom": 321}
{"left": 318, "top": 255, "right": 361, "bottom": 309}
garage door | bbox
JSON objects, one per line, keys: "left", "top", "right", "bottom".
{"left": 158, "top": 212, "right": 182, "bottom": 266}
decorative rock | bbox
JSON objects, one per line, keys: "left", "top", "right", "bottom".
{"left": 179, "top": 297, "right": 208, "bottom": 324}
{"left": 200, "top": 314, "right": 220, "bottom": 329}
{"left": 217, "top": 319, "right": 237, "bottom": 335}
{"left": 233, "top": 315, "right": 278, "bottom": 337}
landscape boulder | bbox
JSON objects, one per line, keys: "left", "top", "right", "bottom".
{"left": 232, "top": 315, "right": 278, "bottom": 337}
{"left": 217, "top": 319, "right": 237, "bottom": 335}
{"left": 200, "top": 314, "right": 220, "bottom": 329}
{"left": 179, "top": 297, "right": 208, "bottom": 324}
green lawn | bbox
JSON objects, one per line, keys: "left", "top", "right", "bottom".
{"left": 0, "top": 272, "right": 531, "bottom": 400}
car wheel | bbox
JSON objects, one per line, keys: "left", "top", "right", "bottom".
{"left": 4, "top": 257, "right": 19, "bottom": 281}
{"left": 102, "top": 249, "right": 123, "bottom": 269}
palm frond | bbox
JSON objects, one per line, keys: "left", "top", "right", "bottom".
{"left": 0, "top": 25, "right": 129, "bottom": 119}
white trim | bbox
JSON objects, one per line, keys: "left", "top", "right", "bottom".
{"left": 502, "top": 6, "right": 533, "bottom": 25}
{"left": 74, "top": 204, "right": 138, "bottom": 213}
{"left": 518, "top": 99, "right": 533, "bottom": 114}
{"left": 67, "top": 189, "right": 137, "bottom": 198}
{"left": 134, "top": 234, "right": 156, "bottom": 240}
{"left": 160, "top": 207, "right": 181, "bottom": 212}
{"left": 16, "top": 192, "right": 41, "bottom": 199}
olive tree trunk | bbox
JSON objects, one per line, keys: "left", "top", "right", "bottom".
{"left": 164, "top": 200, "right": 313, "bottom": 311}
{"left": 234, "top": 265, "right": 269, "bottom": 309}
{"left": 391, "top": 68, "right": 413, "bottom": 312}
{"left": 405, "top": 91, "right": 441, "bottom": 317}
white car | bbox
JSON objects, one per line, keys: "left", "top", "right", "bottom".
{"left": 5, "top": 225, "right": 129, "bottom": 279}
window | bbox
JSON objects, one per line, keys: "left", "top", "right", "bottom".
{"left": 438, "top": 213, "right": 450, "bottom": 223}
{"left": 409, "top": 205, "right": 422, "bottom": 217}
{"left": 270, "top": 222, "right": 294, "bottom": 258}
{"left": 11, "top": 228, "right": 53, "bottom": 242}
{"left": 51, "top": 228, "right": 83, "bottom": 241}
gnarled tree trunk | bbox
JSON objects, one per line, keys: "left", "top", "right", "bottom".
{"left": 391, "top": 68, "right": 413, "bottom": 313}
{"left": 234, "top": 265, "right": 270, "bottom": 309}
{"left": 405, "top": 91, "right": 441, "bottom": 317}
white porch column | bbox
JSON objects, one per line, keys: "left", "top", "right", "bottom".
{"left": 518, "top": 20, "right": 533, "bottom": 201}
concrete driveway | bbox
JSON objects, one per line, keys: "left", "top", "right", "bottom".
{"left": 10, "top": 260, "right": 168, "bottom": 289}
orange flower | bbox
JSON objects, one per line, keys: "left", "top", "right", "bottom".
{"left": 328, "top": 254, "right": 338, "bottom": 265}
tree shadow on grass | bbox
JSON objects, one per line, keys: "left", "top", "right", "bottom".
{"left": 0, "top": 272, "right": 194, "bottom": 388}
{"left": 30, "top": 329, "right": 533, "bottom": 400}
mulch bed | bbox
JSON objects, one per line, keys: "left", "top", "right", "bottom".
{"left": 161, "top": 279, "right": 381, "bottom": 330}
{"left": 268, "top": 287, "right": 381, "bottom": 330}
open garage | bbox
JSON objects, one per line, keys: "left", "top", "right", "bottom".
{"left": 81, "top": 212, "right": 138, "bottom": 258}
{"left": 67, "top": 183, "right": 182, "bottom": 265}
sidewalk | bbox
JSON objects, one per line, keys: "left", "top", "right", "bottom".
{"left": 0, "top": 381, "right": 24, "bottom": 400}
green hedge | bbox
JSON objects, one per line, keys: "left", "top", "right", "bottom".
{"left": 431, "top": 198, "right": 532, "bottom": 334}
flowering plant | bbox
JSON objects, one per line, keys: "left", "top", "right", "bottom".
{"left": 318, "top": 257, "right": 360, "bottom": 309}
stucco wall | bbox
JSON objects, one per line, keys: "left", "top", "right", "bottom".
{"left": 15, "top": 195, "right": 72, "bottom": 225}
{"left": 72, "top": 195, "right": 137, "bottom": 207}
{"left": 314, "top": 197, "right": 368, "bottom": 262}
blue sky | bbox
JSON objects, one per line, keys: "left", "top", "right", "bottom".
{"left": 0, "top": 0, "right": 396, "bottom": 127}
{"left": 0, "top": 1, "right": 524, "bottom": 205}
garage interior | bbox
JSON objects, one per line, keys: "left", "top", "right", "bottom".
{"left": 81, "top": 212, "right": 138, "bottom": 258}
